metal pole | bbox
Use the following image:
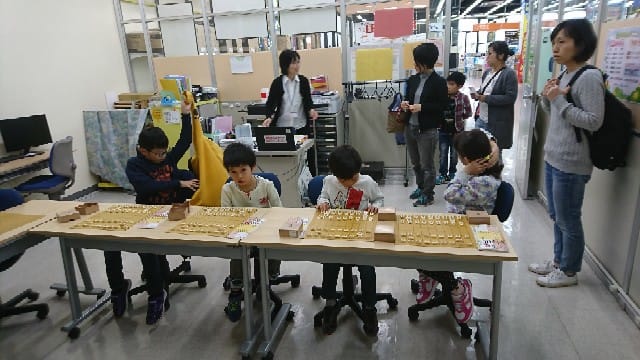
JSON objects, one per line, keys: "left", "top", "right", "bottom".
{"left": 200, "top": 0, "right": 217, "bottom": 87}
{"left": 593, "top": 0, "right": 608, "bottom": 65}
{"left": 139, "top": 0, "right": 158, "bottom": 91}
{"left": 443, "top": 0, "right": 452, "bottom": 76}
{"left": 268, "top": 0, "right": 279, "bottom": 77}
{"left": 113, "top": 0, "right": 136, "bottom": 91}
{"left": 340, "top": 0, "right": 349, "bottom": 83}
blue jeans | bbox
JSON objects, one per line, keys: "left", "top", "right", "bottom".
{"left": 438, "top": 131, "right": 457, "bottom": 177}
{"left": 475, "top": 117, "right": 488, "bottom": 131}
{"left": 544, "top": 162, "right": 591, "bottom": 273}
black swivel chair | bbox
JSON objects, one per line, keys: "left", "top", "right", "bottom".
{"left": 407, "top": 180, "right": 515, "bottom": 338}
{"left": 0, "top": 189, "right": 49, "bottom": 321}
{"left": 222, "top": 172, "right": 301, "bottom": 292}
{"left": 306, "top": 175, "right": 399, "bottom": 330}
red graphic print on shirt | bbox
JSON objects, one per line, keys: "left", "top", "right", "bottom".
{"left": 149, "top": 164, "right": 175, "bottom": 204}
{"left": 345, "top": 188, "right": 364, "bottom": 210}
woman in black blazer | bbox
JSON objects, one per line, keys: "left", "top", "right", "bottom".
{"left": 262, "top": 49, "right": 318, "bottom": 133}
{"left": 262, "top": 49, "right": 319, "bottom": 174}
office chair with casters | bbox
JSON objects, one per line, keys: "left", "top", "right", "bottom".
{"left": 15, "top": 136, "right": 76, "bottom": 200}
{"left": 222, "top": 172, "right": 301, "bottom": 292}
{"left": 306, "top": 175, "right": 399, "bottom": 331}
{"left": 407, "top": 180, "right": 515, "bottom": 339}
{"left": 0, "top": 189, "right": 49, "bottom": 321}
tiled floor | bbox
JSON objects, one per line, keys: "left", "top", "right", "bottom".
{"left": 2, "top": 125, "right": 640, "bottom": 359}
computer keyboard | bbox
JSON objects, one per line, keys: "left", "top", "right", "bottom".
{"left": 0, "top": 153, "right": 24, "bottom": 164}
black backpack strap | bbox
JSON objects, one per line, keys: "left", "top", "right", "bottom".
{"left": 562, "top": 65, "right": 596, "bottom": 143}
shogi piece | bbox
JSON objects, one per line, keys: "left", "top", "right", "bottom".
{"left": 279, "top": 217, "right": 304, "bottom": 238}
{"left": 57, "top": 210, "right": 81, "bottom": 223}
{"left": 374, "top": 221, "right": 396, "bottom": 243}
{"left": 466, "top": 210, "right": 490, "bottom": 225}
{"left": 378, "top": 208, "right": 396, "bottom": 221}
{"left": 75, "top": 203, "right": 99, "bottom": 215}
{"left": 168, "top": 202, "right": 190, "bottom": 221}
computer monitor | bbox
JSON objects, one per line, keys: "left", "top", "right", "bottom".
{"left": 0, "top": 114, "right": 53, "bottom": 153}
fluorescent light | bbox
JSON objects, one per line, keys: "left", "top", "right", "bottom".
{"left": 414, "top": 5, "right": 428, "bottom": 8}
{"left": 384, "top": 7, "right": 398, "bottom": 10}
{"left": 435, "top": 0, "right": 445, "bottom": 14}
{"left": 486, "top": 0, "right": 516, "bottom": 16}
{"left": 461, "top": 0, "right": 484, "bottom": 17}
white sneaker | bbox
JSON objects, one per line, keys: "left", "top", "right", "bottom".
{"left": 528, "top": 260, "right": 557, "bottom": 275}
{"left": 536, "top": 268, "right": 578, "bottom": 288}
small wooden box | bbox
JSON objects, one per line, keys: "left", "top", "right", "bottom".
{"left": 377, "top": 208, "right": 396, "bottom": 221}
{"left": 57, "top": 210, "right": 81, "bottom": 223}
{"left": 466, "top": 210, "right": 490, "bottom": 224}
{"left": 168, "top": 202, "right": 190, "bottom": 221}
{"left": 279, "top": 217, "right": 304, "bottom": 238}
{"left": 374, "top": 221, "right": 396, "bottom": 243}
{"left": 75, "top": 202, "right": 99, "bottom": 215}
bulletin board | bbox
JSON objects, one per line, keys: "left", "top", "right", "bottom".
{"left": 596, "top": 17, "right": 640, "bottom": 131}
{"left": 213, "top": 52, "right": 274, "bottom": 101}
{"left": 297, "top": 47, "right": 343, "bottom": 93}
{"left": 153, "top": 56, "right": 212, "bottom": 87}
{"left": 153, "top": 48, "right": 343, "bottom": 102}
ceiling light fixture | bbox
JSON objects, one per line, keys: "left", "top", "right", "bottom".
{"left": 485, "top": 0, "right": 516, "bottom": 16}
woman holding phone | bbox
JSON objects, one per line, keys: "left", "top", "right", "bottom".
{"left": 471, "top": 41, "right": 518, "bottom": 153}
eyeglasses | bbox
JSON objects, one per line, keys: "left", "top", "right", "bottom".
{"left": 143, "top": 148, "right": 168, "bottom": 157}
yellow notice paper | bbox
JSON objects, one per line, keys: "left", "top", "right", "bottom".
{"left": 355, "top": 48, "right": 393, "bottom": 81}
{"left": 402, "top": 40, "right": 444, "bottom": 70}
{"left": 402, "top": 42, "right": 421, "bottom": 70}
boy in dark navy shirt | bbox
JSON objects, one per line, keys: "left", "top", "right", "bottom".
{"left": 105, "top": 101, "right": 199, "bottom": 325}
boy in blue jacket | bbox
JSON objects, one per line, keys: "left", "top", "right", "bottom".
{"left": 105, "top": 102, "right": 199, "bottom": 325}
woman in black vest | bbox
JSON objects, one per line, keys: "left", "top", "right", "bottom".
{"left": 263, "top": 49, "right": 318, "bottom": 175}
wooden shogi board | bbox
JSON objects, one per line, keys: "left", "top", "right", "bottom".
{"left": 396, "top": 213, "right": 475, "bottom": 248}
{"left": 169, "top": 207, "right": 258, "bottom": 237}
{"left": 71, "top": 204, "right": 164, "bottom": 231}
{"left": 306, "top": 209, "right": 378, "bottom": 241}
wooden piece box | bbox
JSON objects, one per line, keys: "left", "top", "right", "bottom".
{"left": 466, "top": 210, "right": 490, "bottom": 224}
{"left": 75, "top": 203, "right": 99, "bottom": 215}
{"left": 279, "top": 217, "right": 304, "bottom": 238}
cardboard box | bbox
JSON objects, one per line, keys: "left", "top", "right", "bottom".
{"left": 374, "top": 221, "right": 396, "bottom": 243}
{"left": 279, "top": 217, "right": 304, "bottom": 238}
{"left": 377, "top": 208, "right": 396, "bottom": 221}
{"left": 126, "top": 31, "right": 163, "bottom": 52}
{"left": 466, "top": 210, "right": 490, "bottom": 224}
{"left": 118, "top": 92, "right": 155, "bottom": 102}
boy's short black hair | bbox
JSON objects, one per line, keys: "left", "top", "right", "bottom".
{"left": 447, "top": 71, "right": 466, "bottom": 86}
{"left": 550, "top": 19, "right": 598, "bottom": 62}
{"left": 328, "top": 145, "right": 362, "bottom": 180}
{"left": 223, "top": 142, "right": 256, "bottom": 169}
{"left": 488, "top": 41, "right": 515, "bottom": 62}
{"left": 279, "top": 49, "right": 300, "bottom": 75}
{"left": 453, "top": 129, "right": 503, "bottom": 179}
{"left": 138, "top": 126, "right": 169, "bottom": 150}
{"left": 413, "top": 43, "right": 439, "bottom": 69}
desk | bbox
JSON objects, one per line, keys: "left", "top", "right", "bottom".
{"left": 29, "top": 203, "right": 264, "bottom": 357}
{"left": 241, "top": 207, "right": 518, "bottom": 360}
{"left": 0, "top": 200, "right": 67, "bottom": 263}
{"left": 255, "top": 138, "right": 314, "bottom": 208}
{"left": 0, "top": 153, "right": 49, "bottom": 185}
